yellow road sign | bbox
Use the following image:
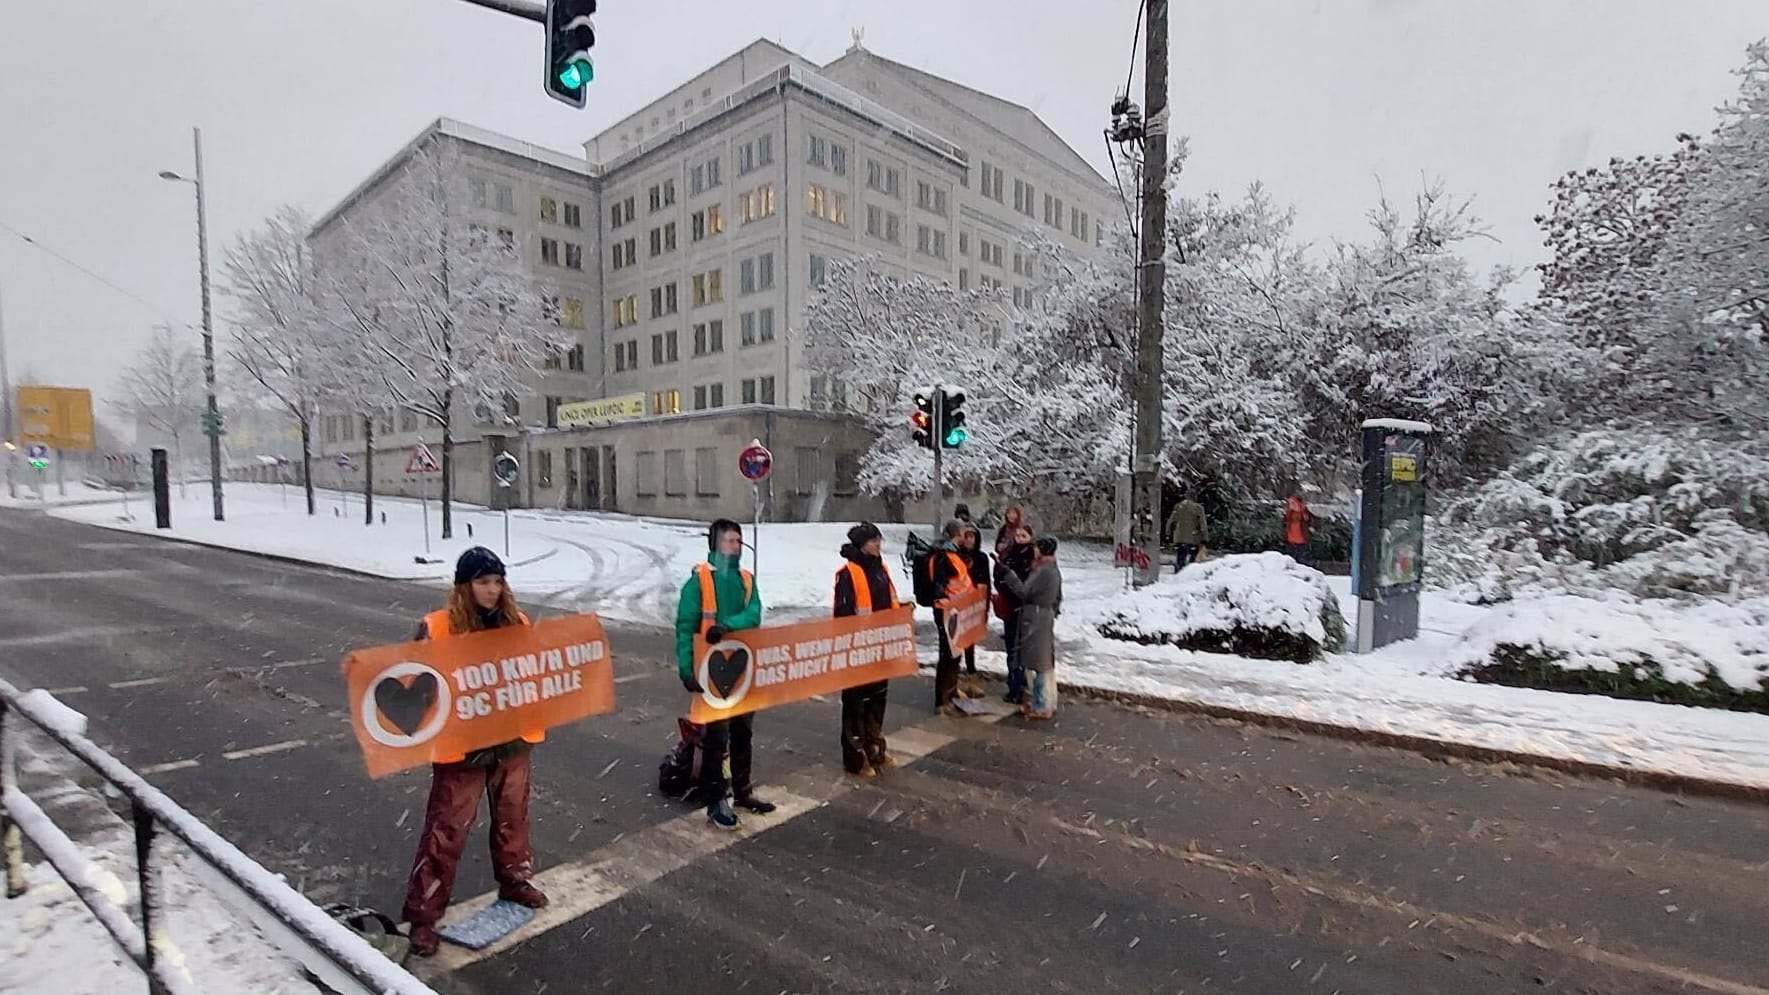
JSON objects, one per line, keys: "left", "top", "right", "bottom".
{"left": 17, "top": 385, "right": 95, "bottom": 451}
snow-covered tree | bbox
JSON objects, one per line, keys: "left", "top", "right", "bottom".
{"left": 111, "top": 325, "right": 201, "bottom": 496}
{"left": 801, "top": 255, "right": 1007, "bottom": 496}
{"left": 321, "top": 138, "right": 563, "bottom": 538}
{"left": 220, "top": 205, "right": 326, "bottom": 514}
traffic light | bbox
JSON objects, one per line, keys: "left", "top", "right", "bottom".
{"left": 939, "top": 389, "right": 967, "bottom": 448}
{"left": 911, "top": 391, "right": 935, "bottom": 449}
{"left": 545, "top": 0, "right": 597, "bottom": 108}
{"left": 200, "top": 408, "right": 226, "bottom": 437}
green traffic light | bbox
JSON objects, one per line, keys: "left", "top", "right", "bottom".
{"left": 28, "top": 459, "right": 48, "bottom": 470}
{"left": 944, "top": 426, "right": 968, "bottom": 447}
{"left": 559, "top": 57, "right": 593, "bottom": 89}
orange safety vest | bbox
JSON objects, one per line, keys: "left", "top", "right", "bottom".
{"left": 833, "top": 561, "right": 898, "bottom": 614}
{"left": 934, "top": 551, "right": 974, "bottom": 596}
{"left": 423, "top": 608, "right": 544, "bottom": 762}
{"left": 1284, "top": 499, "right": 1310, "bottom": 544}
{"left": 694, "top": 561, "right": 754, "bottom": 636}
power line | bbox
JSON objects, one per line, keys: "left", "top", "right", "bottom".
{"left": 0, "top": 218, "right": 177, "bottom": 321}
{"left": 1123, "top": 0, "right": 1147, "bottom": 99}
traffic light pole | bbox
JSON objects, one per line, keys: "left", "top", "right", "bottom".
{"left": 1131, "top": 0, "right": 1169, "bottom": 587}
{"left": 931, "top": 386, "right": 944, "bottom": 536}
{"left": 451, "top": 0, "right": 544, "bottom": 22}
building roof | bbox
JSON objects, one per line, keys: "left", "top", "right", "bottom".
{"left": 825, "top": 46, "right": 1113, "bottom": 194}
{"left": 309, "top": 118, "right": 590, "bottom": 236}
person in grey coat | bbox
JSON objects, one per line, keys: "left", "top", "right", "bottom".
{"left": 992, "top": 536, "right": 1063, "bottom": 719}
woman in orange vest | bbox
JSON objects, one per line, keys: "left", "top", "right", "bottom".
{"left": 930, "top": 519, "right": 976, "bottom": 716}
{"left": 401, "top": 547, "right": 548, "bottom": 957}
{"left": 833, "top": 522, "right": 901, "bottom": 776}
{"left": 1283, "top": 492, "right": 1316, "bottom": 565}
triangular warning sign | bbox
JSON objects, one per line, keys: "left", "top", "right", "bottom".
{"left": 406, "top": 443, "right": 440, "bottom": 474}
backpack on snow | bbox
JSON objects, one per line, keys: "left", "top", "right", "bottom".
{"left": 658, "top": 716, "right": 711, "bottom": 800}
{"left": 320, "top": 903, "right": 411, "bottom": 966}
{"left": 904, "top": 532, "right": 939, "bottom": 608}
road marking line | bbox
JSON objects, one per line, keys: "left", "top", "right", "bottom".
{"left": 44, "top": 685, "right": 88, "bottom": 695}
{"left": 0, "top": 568, "right": 141, "bottom": 581}
{"left": 139, "top": 759, "right": 202, "bottom": 775}
{"left": 109, "top": 676, "right": 168, "bottom": 689}
{"left": 613, "top": 672, "right": 650, "bottom": 684}
{"left": 221, "top": 739, "right": 308, "bottom": 761}
{"left": 421, "top": 709, "right": 999, "bottom": 976}
{"left": 0, "top": 624, "right": 155, "bottom": 647}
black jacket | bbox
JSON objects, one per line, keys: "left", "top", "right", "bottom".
{"left": 962, "top": 547, "right": 992, "bottom": 596}
{"left": 833, "top": 545, "right": 897, "bottom": 617}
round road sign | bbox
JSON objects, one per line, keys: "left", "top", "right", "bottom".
{"left": 493, "top": 451, "right": 521, "bottom": 486}
{"left": 738, "top": 440, "right": 772, "bottom": 482}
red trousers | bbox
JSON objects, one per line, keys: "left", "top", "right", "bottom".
{"left": 401, "top": 752, "right": 535, "bottom": 926}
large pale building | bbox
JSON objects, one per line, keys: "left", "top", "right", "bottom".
{"left": 315, "top": 38, "right": 1116, "bottom": 521}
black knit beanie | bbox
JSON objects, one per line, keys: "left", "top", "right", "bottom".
{"left": 454, "top": 546, "right": 506, "bottom": 585}
{"left": 709, "top": 518, "right": 742, "bottom": 552}
{"left": 847, "top": 522, "right": 882, "bottom": 547}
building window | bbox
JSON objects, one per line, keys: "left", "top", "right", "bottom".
{"left": 760, "top": 375, "right": 776, "bottom": 405}
{"left": 563, "top": 202, "right": 581, "bottom": 228}
{"left": 959, "top": 268, "right": 970, "bottom": 291}
{"left": 539, "top": 196, "right": 558, "bottom": 223}
{"left": 740, "top": 135, "right": 774, "bottom": 175}
{"left": 664, "top": 449, "right": 686, "bottom": 496}
{"left": 740, "top": 312, "right": 756, "bottom": 347}
{"left": 636, "top": 451, "right": 657, "bottom": 496}
{"left": 834, "top": 453, "right": 860, "bottom": 496}
{"left": 567, "top": 343, "right": 585, "bottom": 370}
{"left": 664, "top": 222, "right": 677, "bottom": 252}
{"left": 809, "top": 254, "right": 827, "bottom": 288}
{"left": 1096, "top": 220, "right": 1105, "bottom": 246}
{"left": 690, "top": 163, "right": 705, "bottom": 194}
{"left": 758, "top": 308, "right": 774, "bottom": 342}
{"left": 806, "top": 135, "right": 825, "bottom": 167}
{"left": 613, "top": 294, "right": 638, "bottom": 327}
{"left": 710, "top": 383, "right": 724, "bottom": 407}
{"left": 740, "top": 185, "right": 776, "bottom": 223}
{"left": 916, "top": 226, "right": 947, "bottom": 259}
{"left": 707, "top": 156, "right": 721, "bottom": 188}
{"left": 693, "top": 385, "right": 707, "bottom": 410}
{"left": 541, "top": 238, "right": 560, "bottom": 265}
{"left": 807, "top": 185, "right": 847, "bottom": 225}
{"left": 544, "top": 342, "right": 564, "bottom": 369}
{"left": 959, "top": 231, "right": 970, "bottom": 256}
{"left": 649, "top": 227, "right": 662, "bottom": 257}
{"left": 866, "top": 160, "right": 901, "bottom": 196}
{"left": 741, "top": 378, "right": 756, "bottom": 404}
{"left": 537, "top": 450, "right": 553, "bottom": 487}
{"left": 545, "top": 395, "right": 563, "bottom": 428}
{"left": 495, "top": 184, "right": 515, "bottom": 213}
{"left": 983, "top": 163, "right": 1005, "bottom": 202}
{"left": 469, "top": 178, "right": 487, "bottom": 207}
{"left": 650, "top": 283, "right": 678, "bottom": 318}
{"left": 652, "top": 389, "right": 681, "bottom": 415}
{"left": 692, "top": 269, "right": 722, "bottom": 306}
{"left": 565, "top": 242, "right": 583, "bottom": 270}
{"left": 611, "top": 196, "right": 635, "bottom": 229}
{"left": 830, "top": 144, "right": 848, "bottom": 176}
{"left": 666, "top": 329, "right": 678, "bottom": 361}
{"left": 695, "top": 447, "right": 719, "bottom": 496}
{"left": 795, "top": 446, "right": 818, "bottom": 494}
{"left": 916, "top": 181, "right": 949, "bottom": 216}
{"left": 1014, "top": 179, "right": 1035, "bottom": 217}
{"left": 693, "top": 319, "right": 725, "bottom": 356}
{"left": 651, "top": 333, "right": 665, "bottom": 365}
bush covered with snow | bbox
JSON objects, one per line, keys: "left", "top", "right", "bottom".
{"left": 1450, "top": 595, "right": 1769, "bottom": 712}
{"left": 1097, "top": 552, "right": 1347, "bottom": 662}
{"left": 1433, "top": 429, "right": 1769, "bottom": 602}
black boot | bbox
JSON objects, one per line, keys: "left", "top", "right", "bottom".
{"left": 734, "top": 793, "right": 777, "bottom": 815}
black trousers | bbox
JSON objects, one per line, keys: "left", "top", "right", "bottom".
{"left": 933, "top": 608, "right": 959, "bottom": 708}
{"left": 840, "top": 680, "right": 890, "bottom": 772}
{"left": 698, "top": 712, "right": 755, "bottom": 802}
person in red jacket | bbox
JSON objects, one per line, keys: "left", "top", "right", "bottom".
{"left": 1283, "top": 492, "right": 1316, "bottom": 565}
{"left": 399, "top": 547, "right": 548, "bottom": 957}
{"left": 833, "top": 522, "right": 902, "bottom": 776}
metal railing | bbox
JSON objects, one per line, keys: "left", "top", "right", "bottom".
{"left": 0, "top": 678, "right": 439, "bottom": 995}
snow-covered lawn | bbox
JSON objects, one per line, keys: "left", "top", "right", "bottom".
{"left": 0, "top": 478, "right": 125, "bottom": 509}
{"left": 44, "top": 487, "right": 1769, "bottom": 790}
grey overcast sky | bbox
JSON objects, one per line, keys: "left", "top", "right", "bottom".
{"left": 1, "top": 0, "right": 1763, "bottom": 417}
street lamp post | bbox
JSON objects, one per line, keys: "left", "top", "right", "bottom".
{"left": 159, "top": 127, "right": 224, "bottom": 522}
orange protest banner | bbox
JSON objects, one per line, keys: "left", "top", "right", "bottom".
{"left": 343, "top": 613, "right": 615, "bottom": 778}
{"left": 938, "top": 584, "right": 991, "bottom": 654}
{"left": 688, "top": 607, "right": 919, "bottom": 723}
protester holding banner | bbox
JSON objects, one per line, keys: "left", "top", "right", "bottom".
{"left": 832, "top": 522, "right": 902, "bottom": 777}
{"left": 992, "top": 537, "right": 1064, "bottom": 720}
{"left": 675, "top": 519, "right": 776, "bottom": 830}
{"left": 958, "top": 524, "right": 991, "bottom": 677}
{"left": 400, "top": 547, "right": 549, "bottom": 957}
{"left": 930, "top": 520, "right": 977, "bottom": 716}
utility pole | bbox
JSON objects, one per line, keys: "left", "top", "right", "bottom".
{"left": 0, "top": 276, "right": 14, "bottom": 499}
{"left": 930, "top": 385, "right": 944, "bottom": 535}
{"left": 1131, "top": 0, "right": 1169, "bottom": 586}
{"left": 160, "top": 128, "right": 224, "bottom": 521}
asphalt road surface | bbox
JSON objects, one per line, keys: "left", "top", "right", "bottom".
{"left": 3, "top": 507, "right": 1766, "bottom": 995}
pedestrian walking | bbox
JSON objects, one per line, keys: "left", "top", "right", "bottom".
{"left": 994, "top": 524, "right": 1036, "bottom": 705}
{"left": 954, "top": 502, "right": 974, "bottom": 525}
{"left": 833, "top": 522, "right": 901, "bottom": 777}
{"left": 399, "top": 547, "right": 548, "bottom": 958}
{"left": 675, "top": 518, "right": 777, "bottom": 830}
{"left": 1283, "top": 491, "right": 1316, "bottom": 565}
{"left": 929, "top": 519, "right": 976, "bottom": 716}
{"left": 1165, "top": 489, "right": 1209, "bottom": 573}
{"left": 993, "top": 505, "right": 1027, "bottom": 551}
{"left": 992, "top": 537, "right": 1064, "bottom": 720}
{"left": 958, "top": 523, "right": 991, "bottom": 676}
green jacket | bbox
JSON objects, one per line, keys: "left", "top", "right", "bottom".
{"left": 674, "top": 552, "right": 764, "bottom": 680}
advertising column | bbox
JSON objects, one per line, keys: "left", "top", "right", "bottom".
{"left": 1354, "top": 418, "right": 1432, "bottom": 653}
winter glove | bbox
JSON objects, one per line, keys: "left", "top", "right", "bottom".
{"left": 681, "top": 673, "right": 704, "bottom": 694}
{"left": 704, "top": 625, "right": 726, "bottom": 645}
